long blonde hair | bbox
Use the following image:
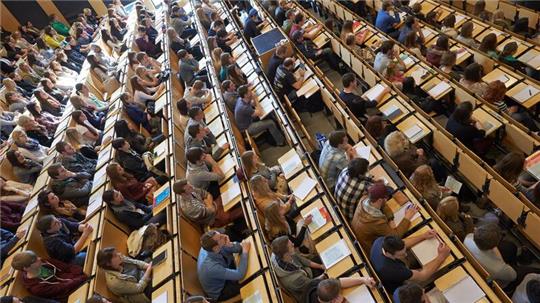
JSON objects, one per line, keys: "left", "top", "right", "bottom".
{"left": 250, "top": 175, "right": 279, "bottom": 200}
{"left": 264, "top": 202, "right": 288, "bottom": 239}
{"left": 410, "top": 165, "right": 439, "bottom": 195}
{"left": 241, "top": 151, "right": 258, "bottom": 179}
{"left": 436, "top": 196, "right": 459, "bottom": 221}
{"left": 384, "top": 131, "right": 410, "bottom": 157}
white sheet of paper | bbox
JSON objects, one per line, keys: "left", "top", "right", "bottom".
{"left": 393, "top": 202, "right": 421, "bottom": 226}
{"left": 355, "top": 145, "right": 371, "bottom": 161}
{"left": 528, "top": 54, "right": 540, "bottom": 68}
{"left": 221, "top": 183, "right": 241, "bottom": 206}
{"left": 421, "top": 28, "right": 432, "bottom": 38}
{"left": 305, "top": 207, "right": 327, "bottom": 233}
{"left": 362, "top": 84, "right": 385, "bottom": 101}
{"left": 411, "top": 68, "right": 427, "bottom": 85}
{"left": 495, "top": 74, "right": 510, "bottom": 83}
{"left": 426, "top": 288, "right": 447, "bottom": 303}
{"left": 455, "top": 15, "right": 465, "bottom": 25}
{"left": 152, "top": 292, "right": 167, "bottom": 303}
{"left": 382, "top": 104, "right": 401, "bottom": 120}
{"left": 293, "top": 176, "right": 317, "bottom": 200}
{"left": 280, "top": 153, "right": 302, "bottom": 179}
{"left": 514, "top": 85, "right": 540, "bottom": 103}
{"left": 320, "top": 239, "right": 351, "bottom": 269}
{"left": 219, "top": 155, "right": 236, "bottom": 173}
{"left": 428, "top": 81, "right": 451, "bottom": 98}
{"left": 404, "top": 125, "right": 423, "bottom": 140}
{"left": 444, "top": 175, "right": 463, "bottom": 194}
{"left": 443, "top": 276, "right": 485, "bottom": 303}
{"left": 344, "top": 284, "right": 376, "bottom": 303}
{"left": 243, "top": 290, "right": 263, "bottom": 303}
{"left": 411, "top": 237, "right": 440, "bottom": 265}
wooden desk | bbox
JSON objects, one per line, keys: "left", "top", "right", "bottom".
{"left": 482, "top": 67, "right": 521, "bottom": 88}
{"left": 450, "top": 45, "right": 472, "bottom": 65}
{"left": 507, "top": 81, "right": 540, "bottom": 109}
{"left": 471, "top": 107, "right": 502, "bottom": 137}
{"left": 518, "top": 47, "right": 540, "bottom": 70}
{"left": 353, "top": 140, "right": 382, "bottom": 167}
{"left": 408, "top": 225, "right": 453, "bottom": 268}
{"left": 474, "top": 28, "right": 508, "bottom": 44}
{"left": 434, "top": 266, "right": 489, "bottom": 303}
{"left": 385, "top": 193, "right": 425, "bottom": 228}
{"left": 239, "top": 235, "right": 266, "bottom": 283}
{"left": 96, "top": 144, "right": 112, "bottom": 170}
{"left": 153, "top": 139, "right": 169, "bottom": 165}
{"left": 22, "top": 197, "right": 38, "bottom": 221}
{"left": 369, "top": 164, "right": 397, "bottom": 189}
{"left": 153, "top": 183, "right": 171, "bottom": 215}
{"left": 82, "top": 212, "right": 101, "bottom": 249}
{"left": 315, "top": 231, "right": 361, "bottom": 278}
{"left": 420, "top": 26, "right": 438, "bottom": 44}
{"left": 204, "top": 102, "right": 221, "bottom": 123}
{"left": 240, "top": 272, "right": 275, "bottom": 302}
{"left": 67, "top": 282, "right": 89, "bottom": 303}
{"left": 396, "top": 115, "right": 432, "bottom": 144}
{"left": 404, "top": 64, "right": 434, "bottom": 86}
{"left": 342, "top": 273, "right": 377, "bottom": 303}
{"left": 470, "top": 20, "right": 488, "bottom": 39}
{"left": 152, "top": 278, "right": 178, "bottom": 303}
{"left": 220, "top": 178, "right": 242, "bottom": 212}
{"left": 217, "top": 153, "right": 237, "bottom": 180}
{"left": 421, "top": 77, "right": 453, "bottom": 101}
{"left": 152, "top": 240, "right": 174, "bottom": 287}
{"left": 497, "top": 38, "right": 531, "bottom": 57}
{"left": 31, "top": 171, "right": 49, "bottom": 196}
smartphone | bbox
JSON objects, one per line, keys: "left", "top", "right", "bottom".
{"left": 153, "top": 251, "right": 167, "bottom": 266}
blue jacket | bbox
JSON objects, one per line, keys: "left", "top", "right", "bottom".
{"left": 375, "top": 10, "right": 401, "bottom": 33}
{"left": 41, "top": 218, "right": 80, "bottom": 263}
{"left": 1, "top": 228, "right": 19, "bottom": 259}
{"left": 197, "top": 243, "right": 248, "bottom": 299}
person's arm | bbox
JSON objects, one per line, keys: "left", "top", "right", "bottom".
{"left": 1, "top": 229, "right": 23, "bottom": 257}
{"left": 201, "top": 189, "right": 216, "bottom": 213}
{"left": 206, "top": 155, "right": 225, "bottom": 179}
{"left": 409, "top": 242, "right": 451, "bottom": 283}
{"left": 339, "top": 276, "right": 376, "bottom": 288}
{"left": 73, "top": 224, "right": 93, "bottom": 253}
{"left": 113, "top": 258, "right": 152, "bottom": 295}
{"left": 62, "top": 179, "right": 92, "bottom": 199}
{"left": 221, "top": 242, "right": 250, "bottom": 280}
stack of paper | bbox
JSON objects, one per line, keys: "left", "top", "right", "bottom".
{"left": 293, "top": 176, "right": 317, "bottom": 200}
{"left": 411, "top": 237, "right": 440, "bottom": 265}
{"left": 444, "top": 175, "right": 463, "bottom": 194}
{"left": 221, "top": 183, "right": 241, "bottom": 207}
{"left": 427, "top": 81, "right": 451, "bottom": 99}
{"left": 320, "top": 239, "right": 351, "bottom": 269}
{"left": 514, "top": 85, "right": 540, "bottom": 103}
{"left": 393, "top": 202, "right": 421, "bottom": 225}
{"left": 443, "top": 276, "right": 485, "bottom": 303}
{"left": 362, "top": 84, "right": 386, "bottom": 101}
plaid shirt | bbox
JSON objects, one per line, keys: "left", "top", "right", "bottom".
{"left": 319, "top": 141, "right": 348, "bottom": 189}
{"left": 334, "top": 167, "right": 373, "bottom": 221}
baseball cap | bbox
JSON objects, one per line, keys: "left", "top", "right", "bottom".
{"left": 368, "top": 183, "right": 389, "bottom": 200}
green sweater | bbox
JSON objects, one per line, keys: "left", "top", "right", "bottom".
{"left": 51, "top": 20, "right": 70, "bottom": 36}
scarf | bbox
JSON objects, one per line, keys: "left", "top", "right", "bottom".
{"left": 362, "top": 198, "right": 385, "bottom": 219}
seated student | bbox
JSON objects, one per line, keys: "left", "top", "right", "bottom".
{"left": 106, "top": 162, "right": 157, "bottom": 204}
{"left": 456, "top": 21, "right": 480, "bottom": 48}
{"left": 352, "top": 182, "right": 417, "bottom": 251}
{"left": 244, "top": 9, "right": 266, "bottom": 39}
{"left": 97, "top": 247, "right": 152, "bottom": 303}
{"left": 1, "top": 228, "right": 25, "bottom": 260}
{"left": 49, "top": 14, "right": 70, "bottom": 36}
{"left": 339, "top": 73, "right": 388, "bottom": 119}
{"left": 197, "top": 230, "right": 251, "bottom": 301}
{"left": 235, "top": 85, "right": 285, "bottom": 145}
{"left": 437, "top": 196, "right": 473, "bottom": 240}
{"left": 393, "top": 282, "right": 429, "bottom": 303}
{"left": 11, "top": 130, "right": 49, "bottom": 163}
{"left": 186, "top": 107, "right": 216, "bottom": 143}
{"left": 178, "top": 49, "right": 207, "bottom": 87}
{"left": 71, "top": 111, "right": 101, "bottom": 147}
{"left": 26, "top": 102, "right": 60, "bottom": 135}
{"left": 186, "top": 147, "right": 225, "bottom": 198}
{"left": 120, "top": 92, "right": 162, "bottom": 137}
{"left": 5, "top": 91, "right": 30, "bottom": 113}
{"left": 112, "top": 138, "right": 167, "bottom": 184}
{"left": 410, "top": 165, "right": 451, "bottom": 209}
{"left": 479, "top": 33, "right": 498, "bottom": 59}
{"left": 441, "top": 15, "right": 458, "bottom": 38}
{"left": 374, "top": 40, "right": 405, "bottom": 83}
{"left": 11, "top": 250, "right": 87, "bottom": 300}
{"left": 482, "top": 81, "right": 538, "bottom": 132}
{"left": 375, "top": 1, "right": 401, "bottom": 39}
{"left": 512, "top": 273, "right": 540, "bottom": 303}
{"left": 265, "top": 201, "right": 315, "bottom": 254}
{"left": 494, "top": 152, "right": 526, "bottom": 189}
{"left": 426, "top": 36, "right": 450, "bottom": 67}
{"left": 17, "top": 115, "right": 53, "bottom": 147}
{"left": 370, "top": 234, "right": 450, "bottom": 294}
{"left": 221, "top": 80, "right": 239, "bottom": 112}
{"left": 305, "top": 276, "right": 376, "bottom": 303}
{"left": 282, "top": 9, "right": 296, "bottom": 34}
{"left": 266, "top": 44, "right": 288, "bottom": 85}
{"left": 464, "top": 223, "right": 530, "bottom": 289}
{"left": 38, "top": 189, "right": 86, "bottom": 221}
{"left": 36, "top": 215, "right": 92, "bottom": 267}
{"left": 47, "top": 163, "right": 92, "bottom": 206}
{"left": 402, "top": 77, "right": 448, "bottom": 116}
{"left": 226, "top": 64, "right": 249, "bottom": 87}
{"left": 6, "top": 150, "right": 42, "bottom": 184}
{"left": 439, "top": 51, "right": 462, "bottom": 81}
{"left": 184, "top": 80, "right": 212, "bottom": 109}
{"left": 270, "top": 236, "right": 325, "bottom": 301}
{"left": 70, "top": 95, "right": 106, "bottom": 129}
{"left": 114, "top": 120, "right": 154, "bottom": 155}
{"left": 499, "top": 42, "right": 531, "bottom": 77}
{"left": 322, "top": 132, "right": 359, "bottom": 191}
{"left": 55, "top": 141, "right": 96, "bottom": 175}
{"left": 335, "top": 158, "right": 375, "bottom": 222}
{"left": 398, "top": 16, "right": 424, "bottom": 45}
{"left": 291, "top": 30, "right": 341, "bottom": 72}
{"left": 289, "top": 13, "right": 322, "bottom": 39}
{"left": 241, "top": 150, "right": 287, "bottom": 194}
{"left": 384, "top": 131, "right": 428, "bottom": 178}
{"left": 446, "top": 102, "right": 492, "bottom": 156}
{"left": 216, "top": 29, "right": 235, "bottom": 53}
{"left": 102, "top": 189, "right": 165, "bottom": 231}
{"left": 250, "top": 174, "right": 295, "bottom": 212}
{"left": 491, "top": 10, "right": 511, "bottom": 29}
{"left": 170, "top": 7, "right": 196, "bottom": 39}
{"left": 473, "top": 0, "right": 489, "bottom": 20}
{"left": 135, "top": 26, "right": 162, "bottom": 59}
{"left": 460, "top": 63, "right": 489, "bottom": 97}
{"left": 173, "top": 179, "right": 243, "bottom": 228}
{"left": 186, "top": 124, "right": 228, "bottom": 160}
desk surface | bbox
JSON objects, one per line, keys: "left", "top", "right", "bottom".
{"left": 152, "top": 240, "right": 174, "bottom": 287}
{"left": 471, "top": 107, "right": 502, "bottom": 137}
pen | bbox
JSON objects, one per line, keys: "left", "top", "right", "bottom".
{"left": 529, "top": 89, "right": 532, "bottom": 96}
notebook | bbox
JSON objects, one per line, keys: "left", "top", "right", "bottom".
{"left": 382, "top": 104, "right": 402, "bottom": 120}
{"left": 404, "top": 125, "right": 423, "bottom": 141}
{"left": 427, "top": 81, "right": 451, "bottom": 99}
{"left": 411, "top": 237, "right": 440, "bottom": 265}
{"left": 279, "top": 151, "right": 302, "bottom": 179}
{"left": 362, "top": 84, "right": 386, "bottom": 101}
{"left": 354, "top": 145, "right": 371, "bottom": 161}
{"left": 393, "top": 202, "right": 421, "bottom": 226}
{"left": 443, "top": 276, "right": 485, "bottom": 303}
{"left": 221, "top": 183, "right": 241, "bottom": 207}
{"left": 444, "top": 175, "right": 463, "bottom": 194}
{"left": 320, "top": 239, "right": 351, "bottom": 269}
{"left": 293, "top": 176, "right": 317, "bottom": 200}
{"left": 304, "top": 206, "right": 330, "bottom": 233}
{"left": 513, "top": 85, "right": 540, "bottom": 103}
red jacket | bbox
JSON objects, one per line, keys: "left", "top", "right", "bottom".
{"left": 22, "top": 258, "right": 87, "bottom": 301}
{"left": 114, "top": 175, "right": 150, "bottom": 203}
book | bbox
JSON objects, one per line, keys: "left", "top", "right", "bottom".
{"left": 279, "top": 150, "right": 302, "bottom": 179}
{"left": 443, "top": 275, "right": 485, "bottom": 303}
{"left": 304, "top": 207, "right": 330, "bottom": 233}
{"left": 293, "top": 176, "right": 317, "bottom": 200}
{"left": 221, "top": 183, "right": 241, "bottom": 207}
{"left": 393, "top": 202, "right": 421, "bottom": 226}
{"left": 513, "top": 85, "right": 540, "bottom": 103}
{"left": 382, "top": 104, "right": 402, "bottom": 120}
{"left": 154, "top": 187, "right": 170, "bottom": 207}
{"left": 362, "top": 84, "right": 386, "bottom": 101}
{"left": 404, "top": 125, "right": 423, "bottom": 141}
{"left": 444, "top": 175, "right": 463, "bottom": 194}
{"left": 427, "top": 81, "right": 451, "bottom": 99}
{"left": 320, "top": 239, "right": 351, "bottom": 269}
{"left": 411, "top": 237, "right": 440, "bottom": 265}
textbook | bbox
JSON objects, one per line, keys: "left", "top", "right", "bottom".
{"left": 279, "top": 150, "right": 302, "bottom": 179}
{"left": 304, "top": 206, "right": 330, "bottom": 233}
{"left": 404, "top": 124, "right": 423, "bottom": 141}
{"left": 427, "top": 81, "right": 451, "bottom": 99}
{"left": 320, "top": 239, "right": 351, "bottom": 269}
{"left": 382, "top": 104, "right": 402, "bottom": 121}
{"left": 443, "top": 275, "right": 485, "bottom": 303}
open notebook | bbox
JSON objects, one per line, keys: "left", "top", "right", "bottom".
{"left": 304, "top": 206, "right": 330, "bottom": 233}
{"left": 320, "top": 239, "right": 351, "bottom": 269}
{"left": 513, "top": 85, "right": 540, "bottom": 103}
{"left": 443, "top": 275, "right": 485, "bottom": 303}
{"left": 362, "top": 84, "right": 386, "bottom": 101}
{"left": 393, "top": 202, "right": 421, "bottom": 226}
